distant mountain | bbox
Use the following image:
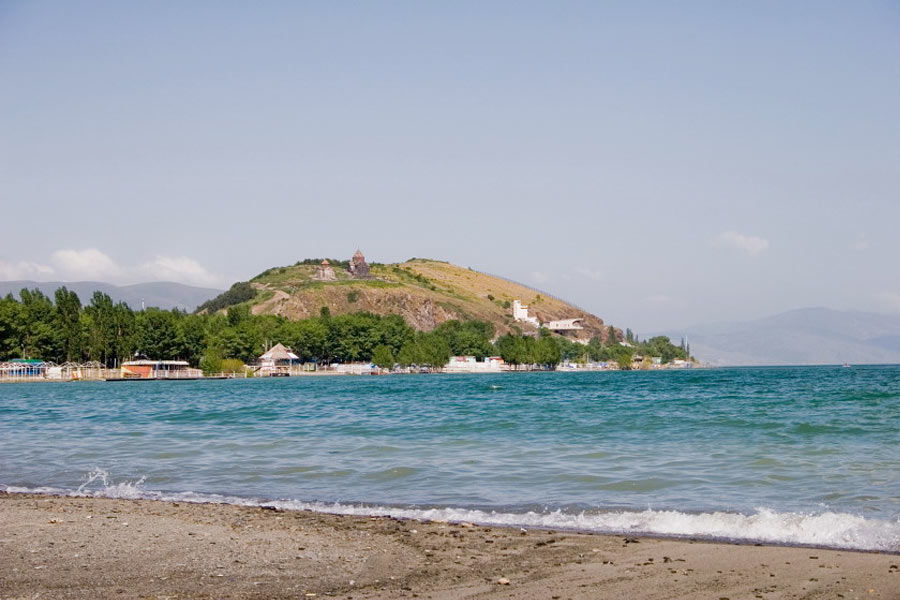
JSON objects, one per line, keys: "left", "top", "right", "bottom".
{"left": 0, "top": 280, "right": 223, "bottom": 311}
{"left": 660, "top": 307, "right": 900, "bottom": 366}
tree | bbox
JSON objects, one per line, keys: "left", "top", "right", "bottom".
{"left": 135, "top": 308, "right": 178, "bottom": 359}
{"left": 19, "top": 289, "right": 61, "bottom": 360}
{"left": 557, "top": 337, "right": 586, "bottom": 363}
{"left": 175, "top": 313, "right": 207, "bottom": 366}
{"left": 636, "top": 335, "right": 687, "bottom": 364}
{"left": 199, "top": 345, "right": 224, "bottom": 374}
{"left": 84, "top": 292, "right": 116, "bottom": 366}
{"left": 611, "top": 345, "right": 635, "bottom": 370}
{"left": 371, "top": 344, "right": 395, "bottom": 369}
{"left": 110, "top": 301, "right": 136, "bottom": 365}
{"left": 196, "top": 281, "right": 257, "bottom": 313}
{"left": 435, "top": 320, "right": 494, "bottom": 359}
{"left": 0, "top": 294, "right": 23, "bottom": 360}
{"left": 417, "top": 332, "right": 451, "bottom": 370}
{"left": 54, "top": 287, "right": 83, "bottom": 362}
{"left": 495, "top": 334, "right": 528, "bottom": 368}
{"left": 397, "top": 340, "right": 422, "bottom": 368}
{"left": 377, "top": 314, "right": 415, "bottom": 355}
{"left": 606, "top": 325, "right": 617, "bottom": 345}
{"left": 535, "top": 335, "right": 561, "bottom": 369}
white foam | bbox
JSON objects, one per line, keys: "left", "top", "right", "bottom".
{"left": 4, "top": 474, "right": 898, "bottom": 553}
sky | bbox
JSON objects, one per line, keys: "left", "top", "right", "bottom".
{"left": 1, "top": 1, "right": 899, "bottom": 332}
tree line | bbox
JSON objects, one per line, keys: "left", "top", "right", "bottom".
{"left": 0, "top": 287, "right": 690, "bottom": 371}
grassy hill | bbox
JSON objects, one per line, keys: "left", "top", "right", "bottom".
{"left": 214, "top": 258, "right": 612, "bottom": 341}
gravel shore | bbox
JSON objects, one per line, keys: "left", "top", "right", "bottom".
{"left": 1, "top": 492, "right": 897, "bottom": 599}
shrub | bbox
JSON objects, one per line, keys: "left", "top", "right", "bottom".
{"left": 220, "top": 358, "right": 245, "bottom": 374}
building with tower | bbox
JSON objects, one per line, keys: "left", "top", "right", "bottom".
{"left": 348, "top": 249, "right": 371, "bottom": 278}
{"left": 314, "top": 259, "right": 336, "bottom": 281}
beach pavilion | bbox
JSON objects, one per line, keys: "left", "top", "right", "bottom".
{"left": 258, "top": 343, "right": 300, "bottom": 376}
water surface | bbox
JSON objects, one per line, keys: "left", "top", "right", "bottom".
{"left": 2, "top": 366, "right": 898, "bottom": 550}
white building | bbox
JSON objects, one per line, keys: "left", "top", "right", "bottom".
{"left": 445, "top": 356, "right": 505, "bottom": 373}
{"left": 512, "top": 300, "right": 541, "bottom": 327}
{"left": 544, "top": 318, "right": 584, "bottom": 331}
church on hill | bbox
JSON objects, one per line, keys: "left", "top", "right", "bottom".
{"left": 348, "top": 249, "right": 371, "bottom": 278}
{"left": 313, "top": 259, "right": 336, "bottom": 281}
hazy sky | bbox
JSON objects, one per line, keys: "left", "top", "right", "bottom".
{"left": 2, "top": 2, "right": 899, "bottom": 332}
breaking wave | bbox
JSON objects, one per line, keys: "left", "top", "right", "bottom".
{"left": 3, "top": 469, "right": 898, "bottom": 553}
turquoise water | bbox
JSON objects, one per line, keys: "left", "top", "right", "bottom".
{"left": 2, "top": 366, "right": 899, "bottom": 551}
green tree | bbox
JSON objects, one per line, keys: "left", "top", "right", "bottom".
{"left": 54, "top": 287, "right": 83, "bottom": 362}
{"left": 175, "top": 313, "right": 208, "bottom": 366}
{"left": 220, "top": 358, "right": 245, "bottom": 374}
{"left": 135, "top": 308, "right": 178, "bottom": 359}
{"left": 377, "top": 314, "right": 415, "bottom": 355}
{"left": 0, "top": 294, "right": 23, "bottom": 359}
{"left": 83, "top": 292, "right": 117, "bottom": 365}
{"left": 606, "top": 325, "right": 617, "bottom": 345}
{"left": 283, "top": 318, "right": 328, "bottom": 363}
{"left": 396, "top": 340, "right": 423, "bottom": 368}
{"left": 199, "top": 346, "right": 224, "bottom": 374}
{"left": 434, "top": 320, "right": 494, "bottom": 359}
{"left": 196, "top": 281, "right": 257, "bottom": 313}
{"left": 495, "top": 334, "right": 527, "bottom": 367}
{"left": 110, "top": 301, "right": 136, "bottom": 365}
{"left": 610, "top": 344, "right": 635, "bottom": 370}
{"left": 535, "top": 335, "right": 561, "bottom": 369}
{"left": 557, "top": 337, "right": 586, "bottom": 363}
{"left": 587, "top": 336, "right": 604, "bottom": 362}
{"left": 371, "top": 344, "right": 395, "bottom": 369}
{"left": 417, "top": 332, "right": 451, "bottom": 370}
{"left": 19, "top": 289, "right": 61, "bottom": 360}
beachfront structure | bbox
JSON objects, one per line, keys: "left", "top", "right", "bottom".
{"left": 544, "top": 318, "right": 584, "bottom": 332}
{"left": 314, "top": 259, "right": 337, "bottom": 281}
{"left": 0, "top": 359, "right": 51, "bottom": 381}
{"left": 1, "top": 360, "right": 117, "bottom": 382}
{"left": 445, "top": 356, "right": 505, "bottom": 373}
{"left": 512, "top": 300, "right": 540, "bottom": 328}
{"left": 258, "top": 343, "right": 300, "bottom": 376}
{"left": 335, "top": 362, "right": 375, "bottom": 375}
{"left": 120, "top": 360, "right": 202, "bottom": 379}
{"left": 348, "top": 249, "right": 371, "bottom": 278}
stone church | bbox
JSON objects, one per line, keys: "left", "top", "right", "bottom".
{"left": 313, "top": 259, "right": 336, "bottom": 281}
{"left": 348, "top": 249, "right": 371, "bottom": 278}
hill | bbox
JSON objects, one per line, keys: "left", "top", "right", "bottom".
{"left": 0, "top": 280, "right": 223, "bottom": 311}
{"left": 210, "top": 257, "right": 611, "bottom": 341}
{"left": 661, "top": 307, "right": 900, "bottom": 366}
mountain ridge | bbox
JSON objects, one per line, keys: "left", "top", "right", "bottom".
{"left": 0, "top": 280, "right": 223, "bottom": 311}
{"left": 660, "top": 307, "right": 900, "bottom": 366}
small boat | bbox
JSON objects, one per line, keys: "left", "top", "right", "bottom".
{"left": 842, "top": 363, "right": 851, "bottom": 368}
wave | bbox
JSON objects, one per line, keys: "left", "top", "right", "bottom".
{"left": 3, "top": 469, "right": 898, "bottom": 553}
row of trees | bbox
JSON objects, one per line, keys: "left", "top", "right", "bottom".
{"left": 0, "top": 287, "right": 690, "bottom": 371}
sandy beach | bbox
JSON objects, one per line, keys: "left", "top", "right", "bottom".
{"left": 1, "top": 492, "right": 897, "bottom": 600}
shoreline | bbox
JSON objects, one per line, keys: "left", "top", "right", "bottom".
{"left": 2, "top": 492, "right": 897, "bottom": 599}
